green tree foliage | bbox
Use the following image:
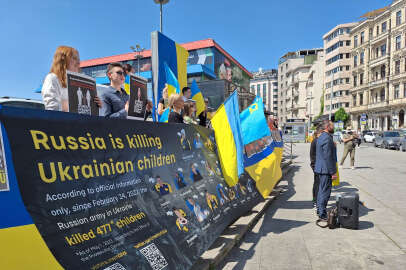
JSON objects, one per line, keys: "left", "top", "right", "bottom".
{"left": 334, "top": 107, "right": 349, "bottom": 122}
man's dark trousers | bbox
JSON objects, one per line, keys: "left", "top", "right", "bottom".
{"left": 317, "top": 174, "right": 332, "bottom": 218}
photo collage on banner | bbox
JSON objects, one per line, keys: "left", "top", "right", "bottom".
{"left": 67, "top": 71, "right": 99, "bottom": 116}
{"left": 0, "top": 107, "right": 262, "bottom": 270}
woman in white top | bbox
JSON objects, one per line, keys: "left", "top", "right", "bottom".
{"left": 42, "top": 46, "right": 101, "bottom": 111}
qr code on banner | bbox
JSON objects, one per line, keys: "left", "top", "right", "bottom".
{"left": 140, "top": 243, "right": 168, "bottom": 270}
{"left": 103, "top": 262, "right": 126, "bottom": 270}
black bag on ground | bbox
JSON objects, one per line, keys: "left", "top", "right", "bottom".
{"left": 316, "top": 206, "right": 339, "bottom": 229}
{"left": 338, "top": 193, "right": 359, "bottom": 229}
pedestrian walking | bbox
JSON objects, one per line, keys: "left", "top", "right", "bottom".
{"left": 310, "top": 125, "right": 323, "bottom": 207}
{"left": 314, "top": 120, "right": 337, "bottom": 222}
{"left": 339, "top": 126, "right": 358, "bottom": 169}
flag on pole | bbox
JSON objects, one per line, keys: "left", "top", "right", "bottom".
{"left": 240, "top": 97, "right": 270, "bottom": 145}
{"left": 211, "top": 91, "right": 244, "bottom": 187}
{"left": 164, "top": 62, "right": 180, "bottom": 96}
{"left": 151, "top": 31, "right": 189, "bottom": 117}
{"left": 190, "top": 80, "right": 206, "bottom": 116}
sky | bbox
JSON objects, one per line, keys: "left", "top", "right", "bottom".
{"left": 0, "top": 0, "right": 392, "bottom": 100}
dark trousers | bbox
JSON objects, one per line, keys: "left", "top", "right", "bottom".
{"left": 312, "top": 173, "right": 320, "bottom": 201}
{"left": 317, "top": 174, "right": 332, "bottom": 219}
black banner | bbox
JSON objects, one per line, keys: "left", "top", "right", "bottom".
{"left": 0, "top": 108, "right": 261, "bottom": 270}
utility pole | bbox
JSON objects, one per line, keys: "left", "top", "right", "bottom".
{"left": 329, "top": 72, "right": 334, "bottom": 120}
{"left": 153, "top": 0, "right": 170, "bottom": 33}
{"left": 130, "top": 45, "right": 145, "bottom": 75}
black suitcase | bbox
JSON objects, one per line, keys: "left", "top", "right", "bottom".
{"left": 338, "top": 193, "right": 359, "bottom": 229}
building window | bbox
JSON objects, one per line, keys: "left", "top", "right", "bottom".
{"left": 346, "top": 78, "right": 350, "bottom": 84}
{"left": 396, "top": 10, "right": 402, "bottom": 26}
{"left": 263, "top": 83, "right": 266, "bottom": 99}
{"left": 354, "top": 55, "right": 358, "bottom": 67}
{"left": 257, "top": 84, "right": 260, "bottom": 96}
{"left": 346, "top": 40, "right": 351, "bottom": 46}
{"left": 353, "top": 75, "right": 357, "bottom": 87}
{"left": 360, "top": 73, "right": 364, "bottom": 85}
{"left": 369, "top": 28, "right": 373, "bottom": 38}
{"left": 395, "top": 60, "right": 401, "bottom": 74}
{"left": 354, "top": 35, "right": 358, "bottom": 47}
{"left": 380, "top": 89, "right": 385, "bottom": 101}
{"left": 359, "top": 93, "right": 363, "bottom": 105}
{"left": 404, "top": 83, "right": 406, "bottom": 98}
{"left": 396, "top": 35, "right": 401, "bottom": 50}
{"left": 353, "top": 95, "right": 357, "bottom": 106}
{"left": 381, "top": 44, "right": 386, "bottom": 56}
{"left": 381, "top": 65, "right": 386, "bottom": 78}
{"left": 251, "top": 85, "right": 255, "bottom": 93}
{"left": 395, "top": 85, "right": 400, "bottom": 99}
{"left": 346, "top": 65, "right": 350, "bottom": 71}
{"left": 360, "top": 51, "right": 364, "bottom": 64}
{"left": 361, "top": 31, "right": 365, "bottom": 44}
{"left": 382, "top": 21, "right": 387, "bottom": 33}
{"left": 376, "top": 47, "right": 379, "bottom": 58}
{"left": 376, "top": 25, "right": 379, "bottom": 36}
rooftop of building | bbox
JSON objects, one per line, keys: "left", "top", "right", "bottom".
{"left": 251, "top": 68, "right": 278, "bottom": 77}
{"left": 278, "top": 48, "right": 323, "bottom": 65}
{"left": 322, "top": 22, "right": 359, "bottom": 39}
{"left": 80, "top": 38, "right": 252, "bottom": 78}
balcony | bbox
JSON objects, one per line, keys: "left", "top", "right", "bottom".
{"left": 390, "top": 97, "right": 406, "bottom": 106}
{"left": 370, "top": 31, "right": 389, "bottom": 45}
{"left": 369, "top": 77, "right": 388, "bottom": 88}
{"left": 367, "top": 101, "right": 388, "bottom": 110}
{"left": 369, "top": 55, "right": 389, "bottom": 68}
{"left": 390, "top": 71, "right": 406, "bottom": 81}
{"left": 351, "top": 105, "right": 368, "bottom": 113}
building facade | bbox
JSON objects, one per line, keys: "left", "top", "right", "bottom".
{"left": 278, "top": 49, "right": 324, "bottom": 125}
{"left": 323, "top": 23, "right": 358, "bottom": 118}
{"left": 350, "top": 0, "right": 406, "bottom": 131}
{"left": 305, "top": 51, "right": 325, "bottom": 125}
{"left": 250, "top": 68, "right": 278, "bottom": 114}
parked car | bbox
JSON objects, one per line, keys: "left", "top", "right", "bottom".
{"left": 374, "top": 131, "right": 402, "bottom": 150}
{"left": 363, "top": 131, "right": 378, "bottom": 143}
{"left": 401, "top": 135, "right": 406, "bottom": 152}
{"left": 0, "top": 97, "right": 44, "bottom": 110}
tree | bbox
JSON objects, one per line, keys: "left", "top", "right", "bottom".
{"left": 334, "top": 107, "right": 349, "bottom": 123}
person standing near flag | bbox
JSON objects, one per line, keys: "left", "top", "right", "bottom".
{"left": 168, "top": 94, "right": 184, "bottom": 123}
{"left": 99, "top": 62, "right": 129, "bottom": 118}
{"left": 182, "top": 86, "right": 192, "bottom": 102}
{"left": 314, "top": 120, "right": 337, "bottom": 222}
{"left": 158, "top": 85, "right": 169, "bottom": 116}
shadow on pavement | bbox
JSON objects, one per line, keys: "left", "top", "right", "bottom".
{"left": 218, "top": 164, "right": 307, "bottom": 270}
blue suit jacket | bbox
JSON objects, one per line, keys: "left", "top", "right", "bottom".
{"left": 314, "top": 132, "right": 337, "bottom": 175}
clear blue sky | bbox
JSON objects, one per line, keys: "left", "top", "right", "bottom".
{"left": 0, "top": 0, "right": 391, "bottom": 100}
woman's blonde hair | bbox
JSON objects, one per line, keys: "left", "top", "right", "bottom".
{"left": 168, "top": 94, "right": 181, "bottom": 109}
{"left": 50, "top": 46, "right": 78, "bottom": 88}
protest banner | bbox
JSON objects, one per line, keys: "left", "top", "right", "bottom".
{"left": 0, "top": 107, "right": 262, "bottom": 270}
{"left": 67, "top": 71, "right": 99, "bottom": 116}
{"left": 128, "top": 75, "right": 148, "bottom": 120}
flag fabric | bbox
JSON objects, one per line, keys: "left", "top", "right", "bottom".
{"left": 151, "top": 31, "right": 189, "bottom": 117}
{"left": 164, "top": 62, "right": 180, "bottom": 96}
{"left": 240, "top": 97, "right": 271, "bottom": 145}
{"left": 211, "top": 91, "right": 244, "bottom": 187}
{"left": 159, "top": 108, "right": 171, "bottom": 123}
{"left": 190, "top": 80, "right": 205, "bottom": 116}
{"left": 243, "top": 136, "right": 284, "bottom": 198}
{"left": 124, "top": 75, "right": 130, "bottom": 95}
{"left": 333, "top": 164, "right": 340, "bottom": 186}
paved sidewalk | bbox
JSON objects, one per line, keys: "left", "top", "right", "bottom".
{"left": 219, "top": 143, "right": 406, "bottom": 270}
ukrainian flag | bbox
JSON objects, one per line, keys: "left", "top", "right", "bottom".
{"left": 164, "top": 62, "right": 180, "bottom": 96}
{"left": 159, "top": 107, "right": 171, "bottom": 123}
{"left": 244, "top": 139, "right": 284, "bottom": 198}
{"left": 211, "top": 91, "right": 244, "bottom": 187}
{"left": 151, "top": 31, "right": 189, "bottom": 112}
{"left": 240, "top": 97, "right": 270, "bottom": 145}
{"left": 124, "top": 75, "right": 130, "bottom": 95}
{"left": 191, "top": 79, "right": 206, "bottom": 116}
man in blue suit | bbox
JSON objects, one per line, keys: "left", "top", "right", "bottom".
{"left": 314, "top": 120, "right": 337, "bottom": 221}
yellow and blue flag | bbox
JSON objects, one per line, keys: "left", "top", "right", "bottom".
{"left": 240, "top": 97, "right": 270, "bottom": 145}
{"left": 124, "top": 75, "right": 130, "bottom": 95}
{"left": 151, "top": 31, "right": 189, "bottom": 116}
{"left": 211, "top": 91, "right": 244, "bottom": 187}
{"left": 191, "top": 80, "right": 206, "bottom": 116}
{"left": 164, "top": 62, "right": 180, "bottom": 96}
{"left": 159, "top": 107, "right": 171, "bottom": 123}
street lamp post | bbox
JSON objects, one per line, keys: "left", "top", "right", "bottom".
{"left": 130, "top": 45, "right": 145, "bottom": 75}
{"left": 153, "top": 0, "right": 170, "bottom": 33}
{"left": 329, "top": 72, "right": 334, "bottom": 121}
